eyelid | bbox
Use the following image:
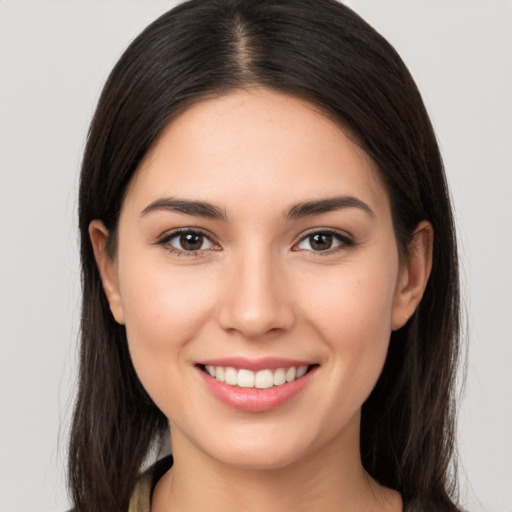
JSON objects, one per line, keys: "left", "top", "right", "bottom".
{"left": 292, "top": 228, "right": 355, "bottom": 252}
{"left": 155, "top": 226, "right": 355, "bottom": 256}
{"left": 156, "top": 227, "right": 221, "bottom": 255}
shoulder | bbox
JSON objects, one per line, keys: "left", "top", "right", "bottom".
{"left": 128, "top": 455, "right": 174, "bottom": 512}
{"left": 128, "top": 471, "right": 153, "bottom": 512}
{"left": 65, "top": 456, "right": 174, "bottom": 512}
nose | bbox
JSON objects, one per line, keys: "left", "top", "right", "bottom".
{"left": 217, "top": 248, "right": 295, "bottom": 340}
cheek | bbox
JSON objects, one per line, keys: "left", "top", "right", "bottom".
{"left": 298, "top": 255, "right": 398, "bottom": 390}
{"left": 301, "top": 259, "right": 398, "bottom": 340}
{"left": 120, "top": 260, "right": 214, "bottom": 345}
{"left": 116, "top": 257, "right": 217, "bottom": 402}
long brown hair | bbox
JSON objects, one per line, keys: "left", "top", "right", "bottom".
{"left": 69, "top": 1, "right": 462, "bottom": 510}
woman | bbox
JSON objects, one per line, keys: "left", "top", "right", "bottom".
{"left": 69, "top": 0, "right": 462, "bottom": 510}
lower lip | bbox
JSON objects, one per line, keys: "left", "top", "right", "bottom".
{"left": 197, "top": 366, "right": 316, "bottom": 412}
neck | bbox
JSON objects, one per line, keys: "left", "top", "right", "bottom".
{"left": 152, "top": 415, "right": 401, "bottom": 512}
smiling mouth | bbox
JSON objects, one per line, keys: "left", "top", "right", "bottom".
{"left": 198, "top": 364, "right": 317, "bottom": 389}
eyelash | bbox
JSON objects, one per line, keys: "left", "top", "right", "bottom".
{"left": 294, "top": 229, "right": 356, "bottom": 255}
{"left": 156, "top": 228, "right": 355, "bottom": 257}
{"left": 157, "top": 228, "right": 219, "bottom": 257}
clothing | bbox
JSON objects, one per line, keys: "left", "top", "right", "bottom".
{"left": 128, "top": 456, "right": 407, "bottom": 512}
{"left": 71, "top": 456, "right": 465, "bottom": 512}
{"left": 127, "top": 457, "right": 465, "bottom": 512}
{"left": 128, "top": 456, "right": 173, "bottom": 512}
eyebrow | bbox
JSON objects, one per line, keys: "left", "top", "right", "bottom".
{"left": 140, "top": 198, "right": 227, "bottom": 220}
{"left": 284, "top": 195, "right": 374, "bottom": 220}
{"left": 140, "top": 195, "right": 374, "bottom": 221}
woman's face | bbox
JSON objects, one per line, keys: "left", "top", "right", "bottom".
{"left": 92, "top": 89, "right": 427, "bottom": 469}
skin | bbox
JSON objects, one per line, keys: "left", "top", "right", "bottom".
{"left": 90, "top": 89, "right": 432, "bottom": 512}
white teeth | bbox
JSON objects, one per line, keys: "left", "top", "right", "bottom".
{"left": 215, "top": 366, "right": 225, "bottom": 382}
{"left": 237, "top": 369, "right": 255, "bottom": 388}
{"left": 296, "top": 365, "right": 308, "bottom": 378}
{"left": 285, "top": 367, "right": 296, "bottom": 382}
{"left": 224, "top": 367, "right": 237, "bottom": 385}
{"left": 273, "top": 368, "right": 286, "bottom": 386}
{"left": 255, "top": 369, "right": 274, "bottom": 389}
{"left": 204, "top": 364, "right": 311, "bottom": 388}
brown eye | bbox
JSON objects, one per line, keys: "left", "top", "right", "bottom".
{"left": 163, "top": 230, "right": 215, "bottom": 252}
{"left": 309, "top": 233, "right": 333, "bottom": 251}
{"left": 180, "top": 232, "right": 204, "bottom": 251}
{"left": 295, "top": 230, "right": 353, "bottom": 252}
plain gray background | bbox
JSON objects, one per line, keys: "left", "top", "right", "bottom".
{"left": 0, "top": 1, "right": 511, "bottom": 511}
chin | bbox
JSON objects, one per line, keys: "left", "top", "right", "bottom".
{"left": 211, "top": 442, "right": 308, "bottom": 471}
{"left": 172, "top": 419, "right": 315, "bottom": 471}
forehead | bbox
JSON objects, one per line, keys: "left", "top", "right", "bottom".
{"left": 124, "top": 89, "right": 389, "bottom": 217}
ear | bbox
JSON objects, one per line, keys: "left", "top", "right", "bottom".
{"left": 89, "top": 220, "right": 125, "bottom": 324}
{"left": 391, "top": 220, "right": 433, "bottom": 331}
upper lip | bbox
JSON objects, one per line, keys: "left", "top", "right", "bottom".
{"left": 196, "top": 357, "right": 317, "bottom": 372}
